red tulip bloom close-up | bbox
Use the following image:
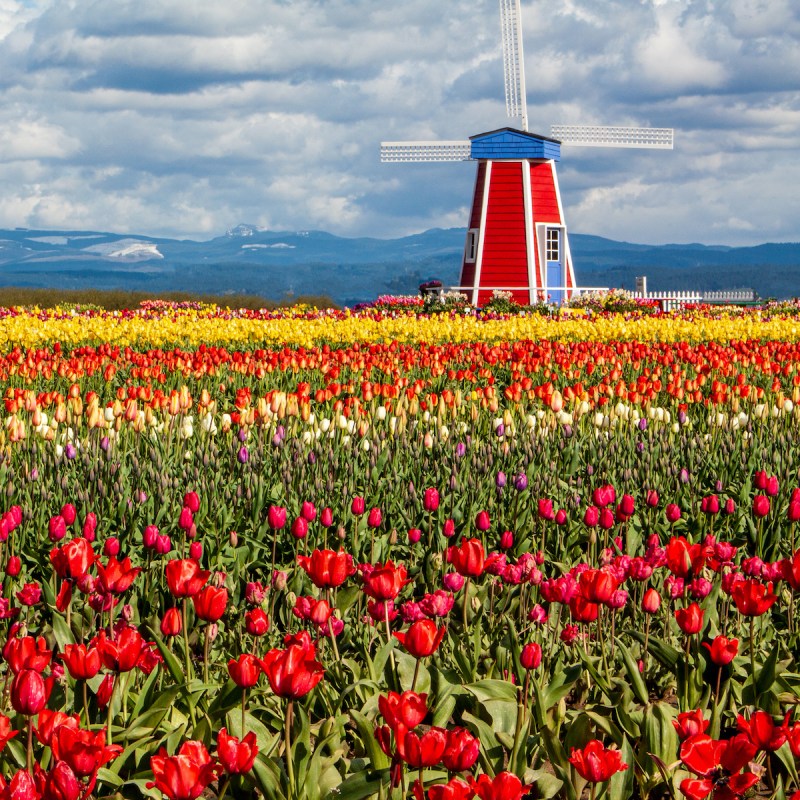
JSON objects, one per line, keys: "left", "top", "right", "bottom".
{"left": 297, "top": 548, "right": 356, "bottom": 589}
{"left": 702, "top": 635, "right": 738, "bottom": 666}
{"left": 447, "top": 538, "right": 486, "bottom": 578}
{"left": 679, "top": 733, "right": 759, "bottom": 800}
{"left": 165, "top": 558, "right": 211, "bottom": 598}
{"left": 216, "top": 728, "right": 258, "bottom": 774}
{"left": 192, "top": 585, "right": 228, "bottom": 622}
{"left": 378, "top": 690, "right": 428, "bottom": 730}
{"left": 568, "top": 739, "right": 629, "bottom": 783}
{"left": 730, "top": 579, "right": 777, "bottom": 617}
{"left": 149, "top": 740, "right": 223, "bottom": 800}
{"left": 675, "top": 602, "right": 704, "bottom": 635}
{"left": 393, "top": 619, "right": 446, "bottom": 658}
{"left": 261, "top": 632, "right": 325, "bottom": 699}
{"left": 227, "top": 654, "right": 263, "bottom": 688}
{"left": 362, "top": 560, "right": 410, "bottom": 601}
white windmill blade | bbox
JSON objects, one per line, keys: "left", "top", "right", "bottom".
{"left": 499, "top": 0, "right": 528, "bottom": 132}
{"left": 380, "top": 141, "right": 473, "bottom": 162}
{"left": 550, "top": 125, "right": 674, "bottom": 149}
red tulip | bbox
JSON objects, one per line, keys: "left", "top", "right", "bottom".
{"left": 395, "top": 724, "right": 447, "bottom": 768}
{"left": 475, "top": 510, "right": 490, "bottom": 531}
{"left": 367, "top": 507, "right": 382, "bottom": 528}
{"left": 752, "top": 495, "right": 770, "bottom": 517}
{"left": 48, "top": 514, "right": 67, "bottom": 542}
{"left": 423, "top": 488, "right": 440, "bottom": 512}
{"left": 442, "top": 727, "right": 480, "bottom": 772}
{"left": 192, "top": 585, "right": 228, "bottom": 622}
{"left": 51, "top": 725, "right": 122, "bottom": 776}
{"left": 0, "top": 713, "right": 18, "bottom": 753}
{"left": 393, "top": 619, "right": 446, "bottom": 658}
{"left": 95, "top": 555, "right": 141, "bottom": 595}
{"left": 300, "top": 501, "right": 317, "bottom": 522}
{"left": 731, "top": 579, "right": 777, "bottom": 617}
{"left": 60, "top": 643, "right": 101, "bottom": 680}
{"left": 227, "top": 654, "right": 263, "bottom": 688}
{"left": 244, "top": 608, "right": 269, "bottom": 636}
{"left": 15, "top": 583, "right": 41, "bottom": 606}
{"left": 320, "top": 507, "right": 334, "bottom": 527}
{"left": 700, "top": 495, "right": 720, "bottom": 515}
{"left": 737, "top": 710, "right": 789, "bottom": 752}
{"left": 702, "top": 635, "right": 738, "bottom": 666}
{"left": 569, "top": 595, "right": 599, "bottom": 623}
{"left": 378, "top": 691, "right": 428, "bottom": 729}
{"left": 297, "top": 549, "right": 355, "bottom": 589}
{"left": 583, "top": 505, "right": 600, "bottom": 527}
{"left": 673, "top": 710, "right": 710, "bottom": 741}
{"left": 50, "top": 538, "right": 95, "bottom": 581}
{"left": 592, "top": 485, "right": 616, "bottom": 508}
{"left": 183, "top": 491, "right": 200, "bottom": 513}
{"left": 537, "top": 499, "right": 555, "bottom": 521}
{"left": 3, "top": 634, "right": 52, "bottom": 674}
{"left": 362, "top": 561, "right": 410, "bottom": 601}
{"left": 165, "top": 558, "right": 210, "bottom": 598}
{"left": 568, "top": 739, "right": 628, "bottom": 783}
{"left": 261, "top": 632, "right": 324, "bottom": 699}
{"left": 422, "top": 777, "right": 474, "bottom": 800}
{"left": 10, "top": 668, "right": 51, "bottom": 715}
{"left": 267, "top": 505, "right": 287, "bottom": 530}
{"left": 578, "top": 568, "right": 619, "bottom": 604}
{"left": 40, "top": 760, "right": 82, "bottom": 800}
{"left": 216, "top": 728, "right": 258, "bottom": 774}
{"left": 642, "top": 588, "right": 661, "bottom": 614}
{"left": 447, "top": 538, "right": 485, "bottom": 578}
{"left": 679, "top": 733, "right": 758, "bottom": 800}
{"left": 351, "top": 496, "right": 366, "bottom": 516}
{"left": 96, "top": 627, "right": 146, "bottom": 673}
{"left": 148, "top": 740, "right": 223, "bottom": 800}
{"left": 0, "top": 770, "right": 39, "bottom": 800}
{"left": 161, "top": 607, "right": 183, "bottom": 637}
{"left": 520, "top": 642, "right": 542, "bottom": 670}
{"left": 470, "top": 771, "right": 529, "bottom": 800}
{"left": 291, "top": 516, "right": 308, "bottom": 540}
{"left": 675, "top": 603, "right": 704, "bottom": 635}
{"left": 665, "top": 503, "right": 682, "bottom": 523}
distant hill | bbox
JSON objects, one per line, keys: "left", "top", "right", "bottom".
{"left": 1, "top": 225, "right": 798, "bottom": 304}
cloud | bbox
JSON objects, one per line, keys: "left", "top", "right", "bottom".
{"left": 0, "top": 0, "right": 796, "bottom": 247}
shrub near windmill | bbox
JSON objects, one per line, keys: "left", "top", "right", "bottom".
{"left": 382, "top": 0, "right": 674, "bottom": 305}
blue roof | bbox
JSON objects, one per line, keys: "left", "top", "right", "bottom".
{"left": 469, "top": 127, "right": 561, "bottom": 161}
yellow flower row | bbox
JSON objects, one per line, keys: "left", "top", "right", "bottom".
{"left": 0, "top": 307, "right": 798, "bottom": 351}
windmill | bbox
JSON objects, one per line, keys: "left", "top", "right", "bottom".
{"left": 381, "top": 0, "right": 673, "bottom": 305}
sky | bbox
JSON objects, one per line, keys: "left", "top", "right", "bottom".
{"left": 0, "top": 0, "right": 798, "bottom": 247}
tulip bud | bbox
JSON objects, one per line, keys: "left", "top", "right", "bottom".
{"left": 408, "top": 528, "right": 421, "bottom": 544}
{"left": 161, "top": 607, "right": 182, "bottom": 637}
{"left": 642, "top": 588, "right": 661, "bottom": 614}
{"left": 229, "top": 530, "right": 238, "bottom": 547}
{"left": 499, "top": 530, "right": 514, "bottom": 550}
{"left": 60, "top": 503, "right": 77, "bottom": 526}
{"left": 320, "top": 507, "right": 334, "bottom": 527}
{"left": 6, "top": 555, "right": 21, "bottom": 577}
{"left": 103, "top": 537, "right": 120, "bottom": 557}
{"left": 520, "top": 642, "right": 542, "bottom": 670}
{"left": 272, "top": 570, "right": 288, "bottom": 591}
{"left": 48, "top": 515, "right": 67, "bottom": 542}
{"left": 475, "top": 510, "right": 490, "bottom": 531}
{"left": 189, "top": 541, "right": 202, "bottom": 561}
{"left": 291, "top": 517, "right": 309, "bottom": 539}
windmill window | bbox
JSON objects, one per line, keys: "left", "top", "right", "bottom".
{"left": 465, "top": 228, "right": 479, "bottom": 263}
{"left": 546, "top": 228, "right": 560, "bottom": 261}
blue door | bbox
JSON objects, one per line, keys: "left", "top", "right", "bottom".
{"left": 545, "top": 227, "right": 564, "bottom": 304}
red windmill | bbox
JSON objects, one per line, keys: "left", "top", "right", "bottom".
{"left": 381, "top": 0, "right": 673, "bottom": 305}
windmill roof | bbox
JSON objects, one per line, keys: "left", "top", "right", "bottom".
{"left": 469, "top": 127, "right": 561, "bottom": 145}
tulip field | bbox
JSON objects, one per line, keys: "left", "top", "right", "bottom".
{"left": 5, "top": 297, "right": 800, "bottom": 799}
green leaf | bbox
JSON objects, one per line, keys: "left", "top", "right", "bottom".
{"left": 327, "top": 767, "right": 390, "bottom": 800}
{"left": 608, "top": 735, "right": 635, "bottom": 800}
{"left": 350, "top": 710, "right": 389, "bottom": 770}
{"left": 464, "top": 679, "right": 518, "bottom": 703}
{"left": 617, "top": 641, "right": 649, "bottom": 706}
{"left": 51, "top": 612, "right": 75, "bottom": 650}
{"left": 629, "top": 631, "right": 682, "bottom": 671}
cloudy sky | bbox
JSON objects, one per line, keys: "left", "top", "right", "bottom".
{"left": 0, "top": 0, "right": 798, "bottom": 246}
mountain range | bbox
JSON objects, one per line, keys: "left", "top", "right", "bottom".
{"left": 1, "top": 224, "right": 798, "bottom": 306}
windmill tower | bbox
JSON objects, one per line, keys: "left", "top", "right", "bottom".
{"left": 381, "top": 0, "right": 673, "bottom": 305}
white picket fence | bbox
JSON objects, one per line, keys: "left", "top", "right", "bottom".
{"left": 633, "top": 289, "right": 756, "bottom": 312}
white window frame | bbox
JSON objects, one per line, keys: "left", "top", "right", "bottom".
{"left": 464, "top": 228, "right": 479, "bottom": 263}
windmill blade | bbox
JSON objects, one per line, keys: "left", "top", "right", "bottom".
{"left": 499, "top": 0, "right": 528, "bottom": 131}
{"left": 550, "top": 125, "right": 674, "bottom": 149}
{"left": 381, "top": 141, "right": 472, "bottom": 162}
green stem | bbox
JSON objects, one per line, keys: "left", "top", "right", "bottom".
{"left": 285, "top": 700, "right": 295, "bottom": 799}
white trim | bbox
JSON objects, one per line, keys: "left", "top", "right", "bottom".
{"left": 548, "top": 161, "right": 576, "bottom": 294}
{"left": 471, "top": 161, "right": 492, "bottom": 306}
{"left": 520, "top": 160, "right": 537, "bottom": 304}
